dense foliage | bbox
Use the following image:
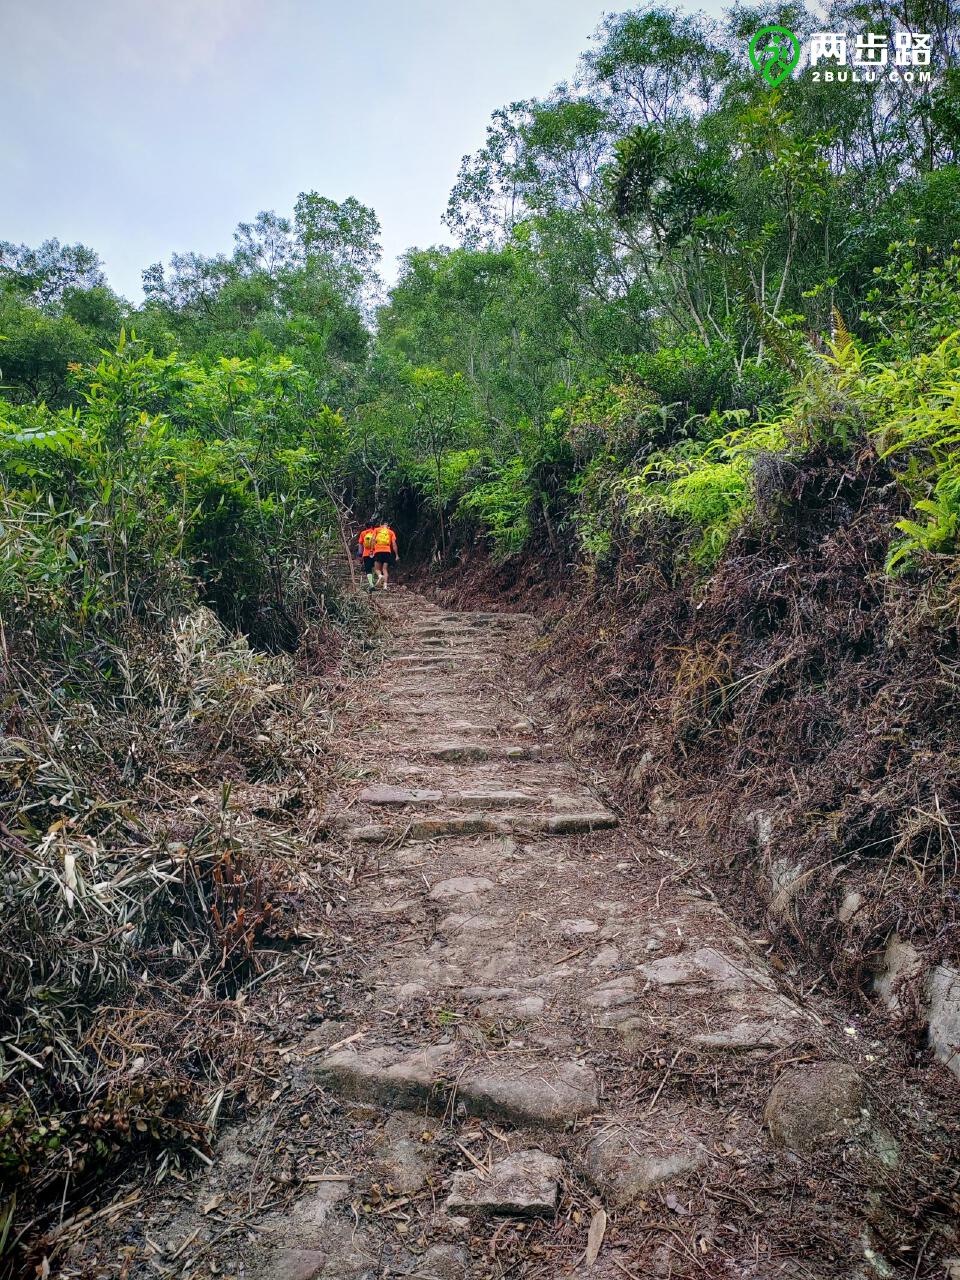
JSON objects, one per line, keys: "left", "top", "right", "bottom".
{"left": 363, "top": 0, "right": 960, "bottom": 574}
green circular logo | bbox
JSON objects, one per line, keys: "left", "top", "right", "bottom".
{"left": 749, "top": 26, "right": 802, "bottom": 86}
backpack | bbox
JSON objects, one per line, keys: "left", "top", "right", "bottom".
{"left": 362, "top": 529, "right": 376, "bottom": 553}
{"left": 374, "top": 526, "right": 393, "bottom": 552}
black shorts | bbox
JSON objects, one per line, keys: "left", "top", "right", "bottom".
{"left": 362, "top": 555, "right": 375, "bottom": 573}
{"left": 374, "top": 551, "right": 395, "bottom": 566}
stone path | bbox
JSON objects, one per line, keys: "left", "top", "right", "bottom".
{"left": 74, "top": 593, "right": 958, "bottom": 1280}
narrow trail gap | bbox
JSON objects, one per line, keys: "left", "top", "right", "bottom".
{"left": 85, "top": 589, "right": 946, "bottom": 1280}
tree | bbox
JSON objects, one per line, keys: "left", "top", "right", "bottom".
{"left": 404, "top": 367, "right": 472, "bottom": 553}
{"left": 294, "top": 192, "right": 382, "bottom": 307}
{"left": 0, "top": 239, "right": 106, "bottom": 307}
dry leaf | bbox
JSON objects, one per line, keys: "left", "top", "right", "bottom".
{"left": 201, "top": 1194, "right": 223, "bottom": 1215}
{"left": 586, "top": 1207, "right": 607, "bottom": 1265}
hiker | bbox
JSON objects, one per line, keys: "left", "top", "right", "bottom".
{"left": 372, "top": 521, "right": 399, "bottom": 589}
{"left": 357, "top": 519, "right": 378, "bottom": 591}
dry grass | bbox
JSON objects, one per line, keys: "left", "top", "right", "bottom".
{"left": 0, "top": 588, "right": 372, "bottom": 1274}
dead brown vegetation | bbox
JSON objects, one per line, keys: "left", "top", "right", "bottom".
{"left": 0, "top": 596, "right": 372, "bottom": 1274}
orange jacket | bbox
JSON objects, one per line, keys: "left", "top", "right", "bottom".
{"left": 357, "top": 527, "right": 377, "bottom": 556}
{"left": 374, "top": 525, "right": 398, "bottom": 554}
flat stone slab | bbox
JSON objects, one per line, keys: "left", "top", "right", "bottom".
{"left": 559, "top": 918, "right": 600, "bottom": 936}
{"left": 374, "top": 1113, "right": 433, "bottom": 1194}
{"left": 429, "top": 875, "right": 496, "bottom": 901}
{"left": 426, "top": 742, "right": 541, "bottom": 762}
{"left": 928, "top": 964, "right": 960, "bottom": 1082}
{"left": 446, "top": 789, "right": 537, "bottom": 809}
{"left": 528, "top": 812, "right": 618, "bottom": 835}
{"left": 312, "top": 1042, "right": 456, "bottom": 1109}
{"left": 584, "top": 1122, "right": 706, "bottom": 1206}
{"left": 360, "top": 784, "right": 442, "bottom": 805}
{"left": 344, "top": 809, "right": 618, "bottom": 843}
{"left": 459, "top": 1059, "right": 598, "bottom": 1127}
{"left": 640, "top": 947, "right": 776, "bottom": 992}
{"left": 689, "top": 1019, "right": 801, "bottom": 1051}
{"left": 445, "top": 1149, "right": 563, "bottom": 1217}
{"left": 345, "top": 814, "right": 495, "bottom": 842}
{"left": 586, "top": 978, "right": 638, "bottom": 1009}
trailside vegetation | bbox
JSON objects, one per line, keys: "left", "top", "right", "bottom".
{"left": 0, "top": 196, "right": 378, "bottom": 1259}
{"left": 4, "top": 0, "right": 960, "bottom": 1263}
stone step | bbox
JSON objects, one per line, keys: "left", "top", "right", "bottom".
{"left": 394, "top": 652, "right": 486, "bottom": 664}
{"left": 312, "top": 1042, "right": 456, "bottom": 1110}
{"left": 458, "top": 1059, "right": 598, "bottom": 1127}
{"left": 419, "top": 636, "right": 486, "bottom": 647}
{"left": 446, "top": 1150, "right": 563, "bottom": 1218}
{"left": 418, "top": 612, "right": 531, "bottom": 627}
{"left": 311, "top": 1040, "right": 597, "bottom": 1130}
{"left": 359, "top": 784, "right": 444, "bottom": 805}
{"left": 424, "top": 742, "right": 542, "bottom": 763}
{"left": 345, "top": 814, "right": 497, "bottom": 842}
{"left": 358, "top": 782, "right": 603, "bottom": 812}
{"left": 343, "top": 808, "right": 618, "bottom": 843}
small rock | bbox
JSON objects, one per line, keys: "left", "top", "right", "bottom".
{"left": 764, "top": 1063, "right": 864, "bottom": 1153}
{"left": 411, "top": 1244, "right": 469, "bottom": 1278}
{"left": 258, "top": 1249, "right": 326, "bottom": 1280}
{"left": 839, "top": 890, "right": 866, "bottom": 924}
{"left": 558, "top": 918, "right": 599, "bottom": 935}
{"left": 584, "top": 1125, "right": 705, "bottom": 1206}
{"left": 378, "top": 1137, "right": 429, "bottom": 1194}
{"left": 255, "top": 1185, "right": 354, "bottom": 1276}
{"left": 445, "top": 1149, "right": 563, "bottom": 1217}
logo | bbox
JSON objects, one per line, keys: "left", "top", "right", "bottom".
{"left": 749, "top": 26, "right": 802, "bottom": 87}
{"left": 749, "top": 28, "right": 934, "bottom": 85}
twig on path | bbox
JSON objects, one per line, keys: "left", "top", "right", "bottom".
{"left": 299, "top": 1029, "right": 366, "bottom": 1059}
{"left": 646, "top": 1049, "right": 682, "bottom": 1115}
{"left": 454, "top": 1141, "right": 489, "bottom": 1178}
{"left": 612, "top": 1259, "right": 643, "bottom": 1280}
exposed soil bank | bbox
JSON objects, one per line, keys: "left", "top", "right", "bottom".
{"left": 418, "top": 449, "right": 960, "bottom": 1095}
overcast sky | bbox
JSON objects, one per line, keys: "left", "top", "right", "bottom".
{"left": 4, "top": 0, "right": 728, "bottom": 301}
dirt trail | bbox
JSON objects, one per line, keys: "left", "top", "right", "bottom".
{"left": 65, "top": 591, "right": 957, "bottom": 1280}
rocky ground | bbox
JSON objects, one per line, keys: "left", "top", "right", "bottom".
{"left": 55, "top": 591, "right": 959, "bottom": 1280}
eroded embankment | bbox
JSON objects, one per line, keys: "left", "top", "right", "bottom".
{"left": 423, "top": 450, "right": 960, "bottom": 1105}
